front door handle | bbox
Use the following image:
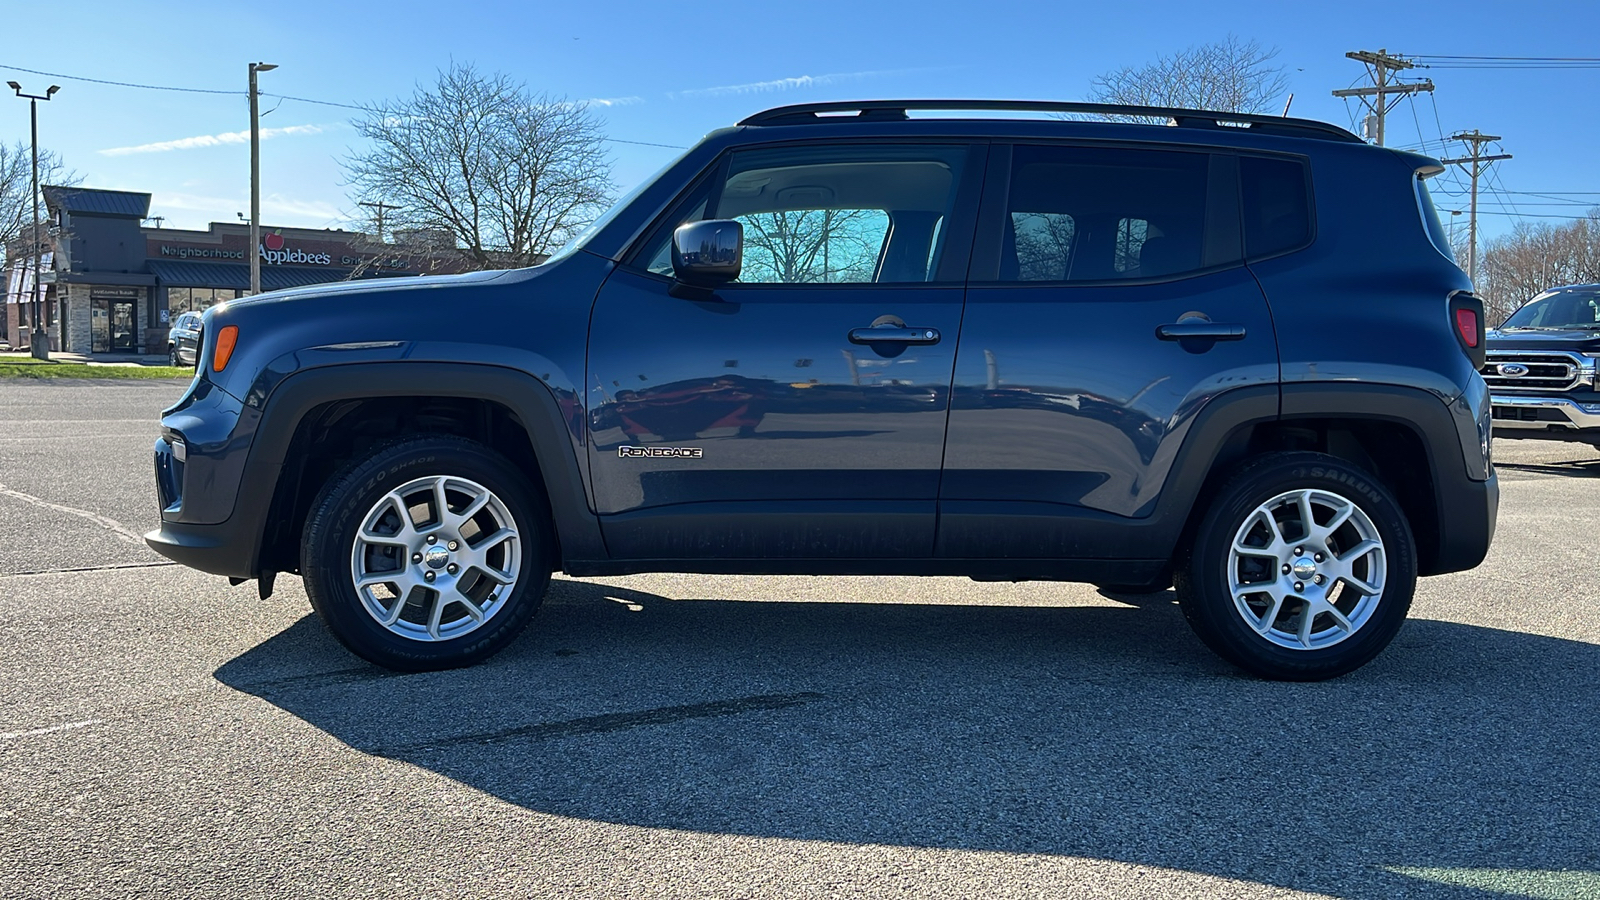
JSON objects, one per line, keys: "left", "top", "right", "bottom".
{"left": 1155, "top": 322, "right": 1246, "bottom": 341}
{"left": 849, "top": 326, "right": 941, "bottom": 344}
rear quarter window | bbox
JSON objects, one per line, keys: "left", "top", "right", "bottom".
{"left": 1240, "top": 156, "right": 1312, "bottom": 259}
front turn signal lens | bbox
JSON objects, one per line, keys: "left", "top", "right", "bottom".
{"left": 212, "top": 325, "right": 239, "bottom": 372}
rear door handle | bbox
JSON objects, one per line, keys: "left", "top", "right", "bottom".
{"left": 849, "top": 326, "right": 941, "bottom": 344}
{"left": 1155, "top": 322, "right": 1246, "bottom": 341}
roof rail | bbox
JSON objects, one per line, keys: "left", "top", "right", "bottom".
{"left": 738, "top": 100, "right": 1364, "bottom": 143}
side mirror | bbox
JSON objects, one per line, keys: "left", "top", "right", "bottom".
{"left": 670, "top": 220, "right": 742, "bottom": 297}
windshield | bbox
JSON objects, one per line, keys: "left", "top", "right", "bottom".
{"left": 1502, "top": 290, "right": 1600, "bottom": 329}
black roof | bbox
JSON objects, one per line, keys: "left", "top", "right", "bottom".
{"left": 739, "top": 100, "right": 1363, "bottom": 144}
{"left": 43, "top": 186, "right": 152, "bottom": 218}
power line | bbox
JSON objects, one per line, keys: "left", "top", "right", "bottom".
{"left": 0, "top": 62, "right": 239, "bottom": 95}
{"left": 0, "top": 61, "right": 689, "bottom": 150}
{"left": 1332, "top": 49, "right": 1435, "bottom": 146}
{"left": 1439, "top": 131, "right": 1512, "bottom": 282}
{"left": 264, "top": 93, "right": 364, "bottom": 111}
{"left": 1411, "top": 54, "right": 1600, "bottom": 69}
{"left": 1445, "top": 209, "right": 1595, "bottom": 219}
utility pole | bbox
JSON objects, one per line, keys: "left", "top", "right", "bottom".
{"left": 1331, "top": 49, "right": 1433, "bottom": 146}
{"left": 358, "top": 201, "right": 400, "bottom": 242}
{"left": 1439, "top": 131, "right": 1512, "bottom": 284}
{"left": 248, "top": 62, "right": 277, "bottom": 296}
{"left": 8, "top": 80, "right": 59, "bottom": 360}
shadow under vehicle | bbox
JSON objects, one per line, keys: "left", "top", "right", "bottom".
{"left": 216, "top": 578, "right": 1600, "bottom": 900}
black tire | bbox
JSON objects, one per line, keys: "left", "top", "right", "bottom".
{"left": 301, "top": 435, "right": 553, "bottom": 671}
{"left": 1174, "top": 451, "right": 1417, "bottom": 681}
{"left": 169, "top": 345, "right": 181, "bottom": 367}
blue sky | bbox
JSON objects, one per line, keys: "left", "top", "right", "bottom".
{"left": 3, "top": 0, "right": 1596, "bottom": 243}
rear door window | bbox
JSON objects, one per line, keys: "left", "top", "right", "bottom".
{"left": 997, "top": 144, "right": 1214, "bottom": 282}
{"left": 1240, "top": 155, "right": 1313, "bottom": 259}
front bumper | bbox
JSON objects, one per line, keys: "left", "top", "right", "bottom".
{"left": 146, "top": 435, "right": 262, "bottom": 578}
{"left": 1490, "top": 394, "right": 1600, "bottom": 440}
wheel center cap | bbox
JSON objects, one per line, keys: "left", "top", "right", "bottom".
{"left": 1291, "top": 557, "right": 1317, "bottom": 580}
{"left": 424, "top": 545, "right": 450, "bottom": 569}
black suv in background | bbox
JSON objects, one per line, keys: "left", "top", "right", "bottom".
{"left": 167, "top": 311, "right": 203, "bottom": 368}
{"left": 1483, "top": 284, "right": 1600, "bottom": 444}
{"left": 147, "top": 100, "right": 1497, "bottom": 681}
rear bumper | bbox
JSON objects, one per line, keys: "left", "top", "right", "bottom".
{"left": 1430, "top": 468, "right": 1497, "bottom": 575}
{"left": 1491, "top": 394, "right": 1600, "bottom": 438}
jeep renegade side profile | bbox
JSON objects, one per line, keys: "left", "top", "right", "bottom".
{"left": 147, "top": 100, "right": 1498, "bottom": 681}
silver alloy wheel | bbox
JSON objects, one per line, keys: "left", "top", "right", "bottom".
{"left": 1227, "top": 488, "right": 1386, "bottom": 651}
{"left": 349, "top": 475, "right": 521, "bottom": 642}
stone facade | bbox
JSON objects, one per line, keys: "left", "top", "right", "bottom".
{"left": 59, "top": 282, "right": 153, "bottom": 355}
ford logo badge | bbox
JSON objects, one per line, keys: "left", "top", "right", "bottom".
{"left": 1497, "top": 363, "right": 1530, "bottom": 377}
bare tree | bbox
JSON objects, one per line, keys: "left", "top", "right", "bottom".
{"left": 0, "top": 141, "right": 76, "bottom": 248}
{"left": 1476, "top": 210, "right": 1600, "bottom": 323}
{"left": 346, "top": 63, "right": 614, "bottom": 270}
{"left": 739, "top": 209, "right": 884, "bottom": 283}
{"left": 1087, "top": 35, "right": 1290, "bottom": 120}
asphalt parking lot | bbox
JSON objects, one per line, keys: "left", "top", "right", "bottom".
{"left": 2, "top": 379, "right": 1597, "bottom": 899}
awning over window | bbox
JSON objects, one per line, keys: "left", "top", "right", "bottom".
{"left": 147, "top": 261, "right": 397, "bottom": 291}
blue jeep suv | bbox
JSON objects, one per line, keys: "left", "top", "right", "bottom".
{"left": 147, "top": 100, "right": 1497, "bottom": 680}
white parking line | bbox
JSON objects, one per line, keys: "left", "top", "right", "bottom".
{"left": 0, "top": 483, "right": 146, "bottom": 546}
{"left": 0, "top": 719, "right": 103, "bottom": 741}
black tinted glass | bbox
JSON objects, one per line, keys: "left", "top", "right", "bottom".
{"left": 1240, "top": 156, "right": 1311, "bottom": 258}
{"left": 1001, "top": 145, "right": 1210, "bottom": 282}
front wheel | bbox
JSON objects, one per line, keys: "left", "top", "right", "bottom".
{"left": 301, "top": 436, "right": 553, "bottom": 671}
{"left": 169, "top": 345, "right": 182, "bottom": 367}
{"left": 1174, "top": 452, "right": 1417, "bottom": 681}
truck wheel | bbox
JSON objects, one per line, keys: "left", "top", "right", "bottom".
{"left": 301, "top": 436, "right": 553, "bottom": 672}
{"left": 1174, "top": 451, "right": 1416, "bottom": 681}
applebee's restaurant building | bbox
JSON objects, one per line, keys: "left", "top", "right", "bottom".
{"left": 23, "top": 186, "right": 454, "bottom": 356}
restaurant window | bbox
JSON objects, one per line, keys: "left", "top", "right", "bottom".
{"left": 168, "top": 287, "right": 235, "bottom": 316}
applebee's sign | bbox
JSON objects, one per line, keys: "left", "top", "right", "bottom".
{"left": 259, "top": 231, "right": 333, "bottom": 266}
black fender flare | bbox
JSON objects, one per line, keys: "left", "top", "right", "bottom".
{"left": 239, "top": 362, "right": 604, "bottom": 572}
{"left": 1278, "top": 382, "right": 1494, "bottom": 576}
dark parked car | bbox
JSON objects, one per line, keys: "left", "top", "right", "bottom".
{"left": 1482, "top": 284, "right": 1600, "bottom": 444}
{"left": 147, "top": 100, "right": 1497, "bottom": 681}
{"left": 167, "top": 311, "right": 203, "bottom": 367}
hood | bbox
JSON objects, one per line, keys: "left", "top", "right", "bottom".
{"left": 225, "top": 267, "right": 531, "bottom": 309}
{"left": 1487, "top": 326, "right": 1600, "bottom": 353}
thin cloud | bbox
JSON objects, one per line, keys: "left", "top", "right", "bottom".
{"left": 583, "top": 96, "right": 644, "bottom": 108}
{"left": 668, "top": 69, "right": 927, "bottom": 100}
{"left": 151, "top": 190, "right": 345, "bottom": 224}
{"left": 98, "top": 124, "right": 335, "bottom": 156}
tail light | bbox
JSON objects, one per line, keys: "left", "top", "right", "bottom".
{"left": 1449, "top": 292, "right": 1486, "bottom": 370}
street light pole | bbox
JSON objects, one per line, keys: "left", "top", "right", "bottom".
{"left": 248, "top": 62, "right": 277, "bottom": 297}
{"left": 7, "top": 81, "right": 59, "bottom": 360}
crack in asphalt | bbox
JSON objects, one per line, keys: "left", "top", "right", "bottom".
{"left": 0, "top": 561, "right": 177, "bottom": 578}
{"left": 371, "top": 692, "right": 828, "bottom": 756}
{"left": 0, "top": 483, "right": 148, "bottom": 546}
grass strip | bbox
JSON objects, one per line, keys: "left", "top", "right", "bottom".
{"left": 0, "top": 363, "right": 193, "bottom": 379}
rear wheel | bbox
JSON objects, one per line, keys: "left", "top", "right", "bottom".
{"left": 301, "top": 436, "right": 553, "bottom": 671}
{"left": 169, "top": 345, "right": 181, "bottom": 367}
{"left": 1174, "top": 452, "right": 1416, "bottom": 681}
